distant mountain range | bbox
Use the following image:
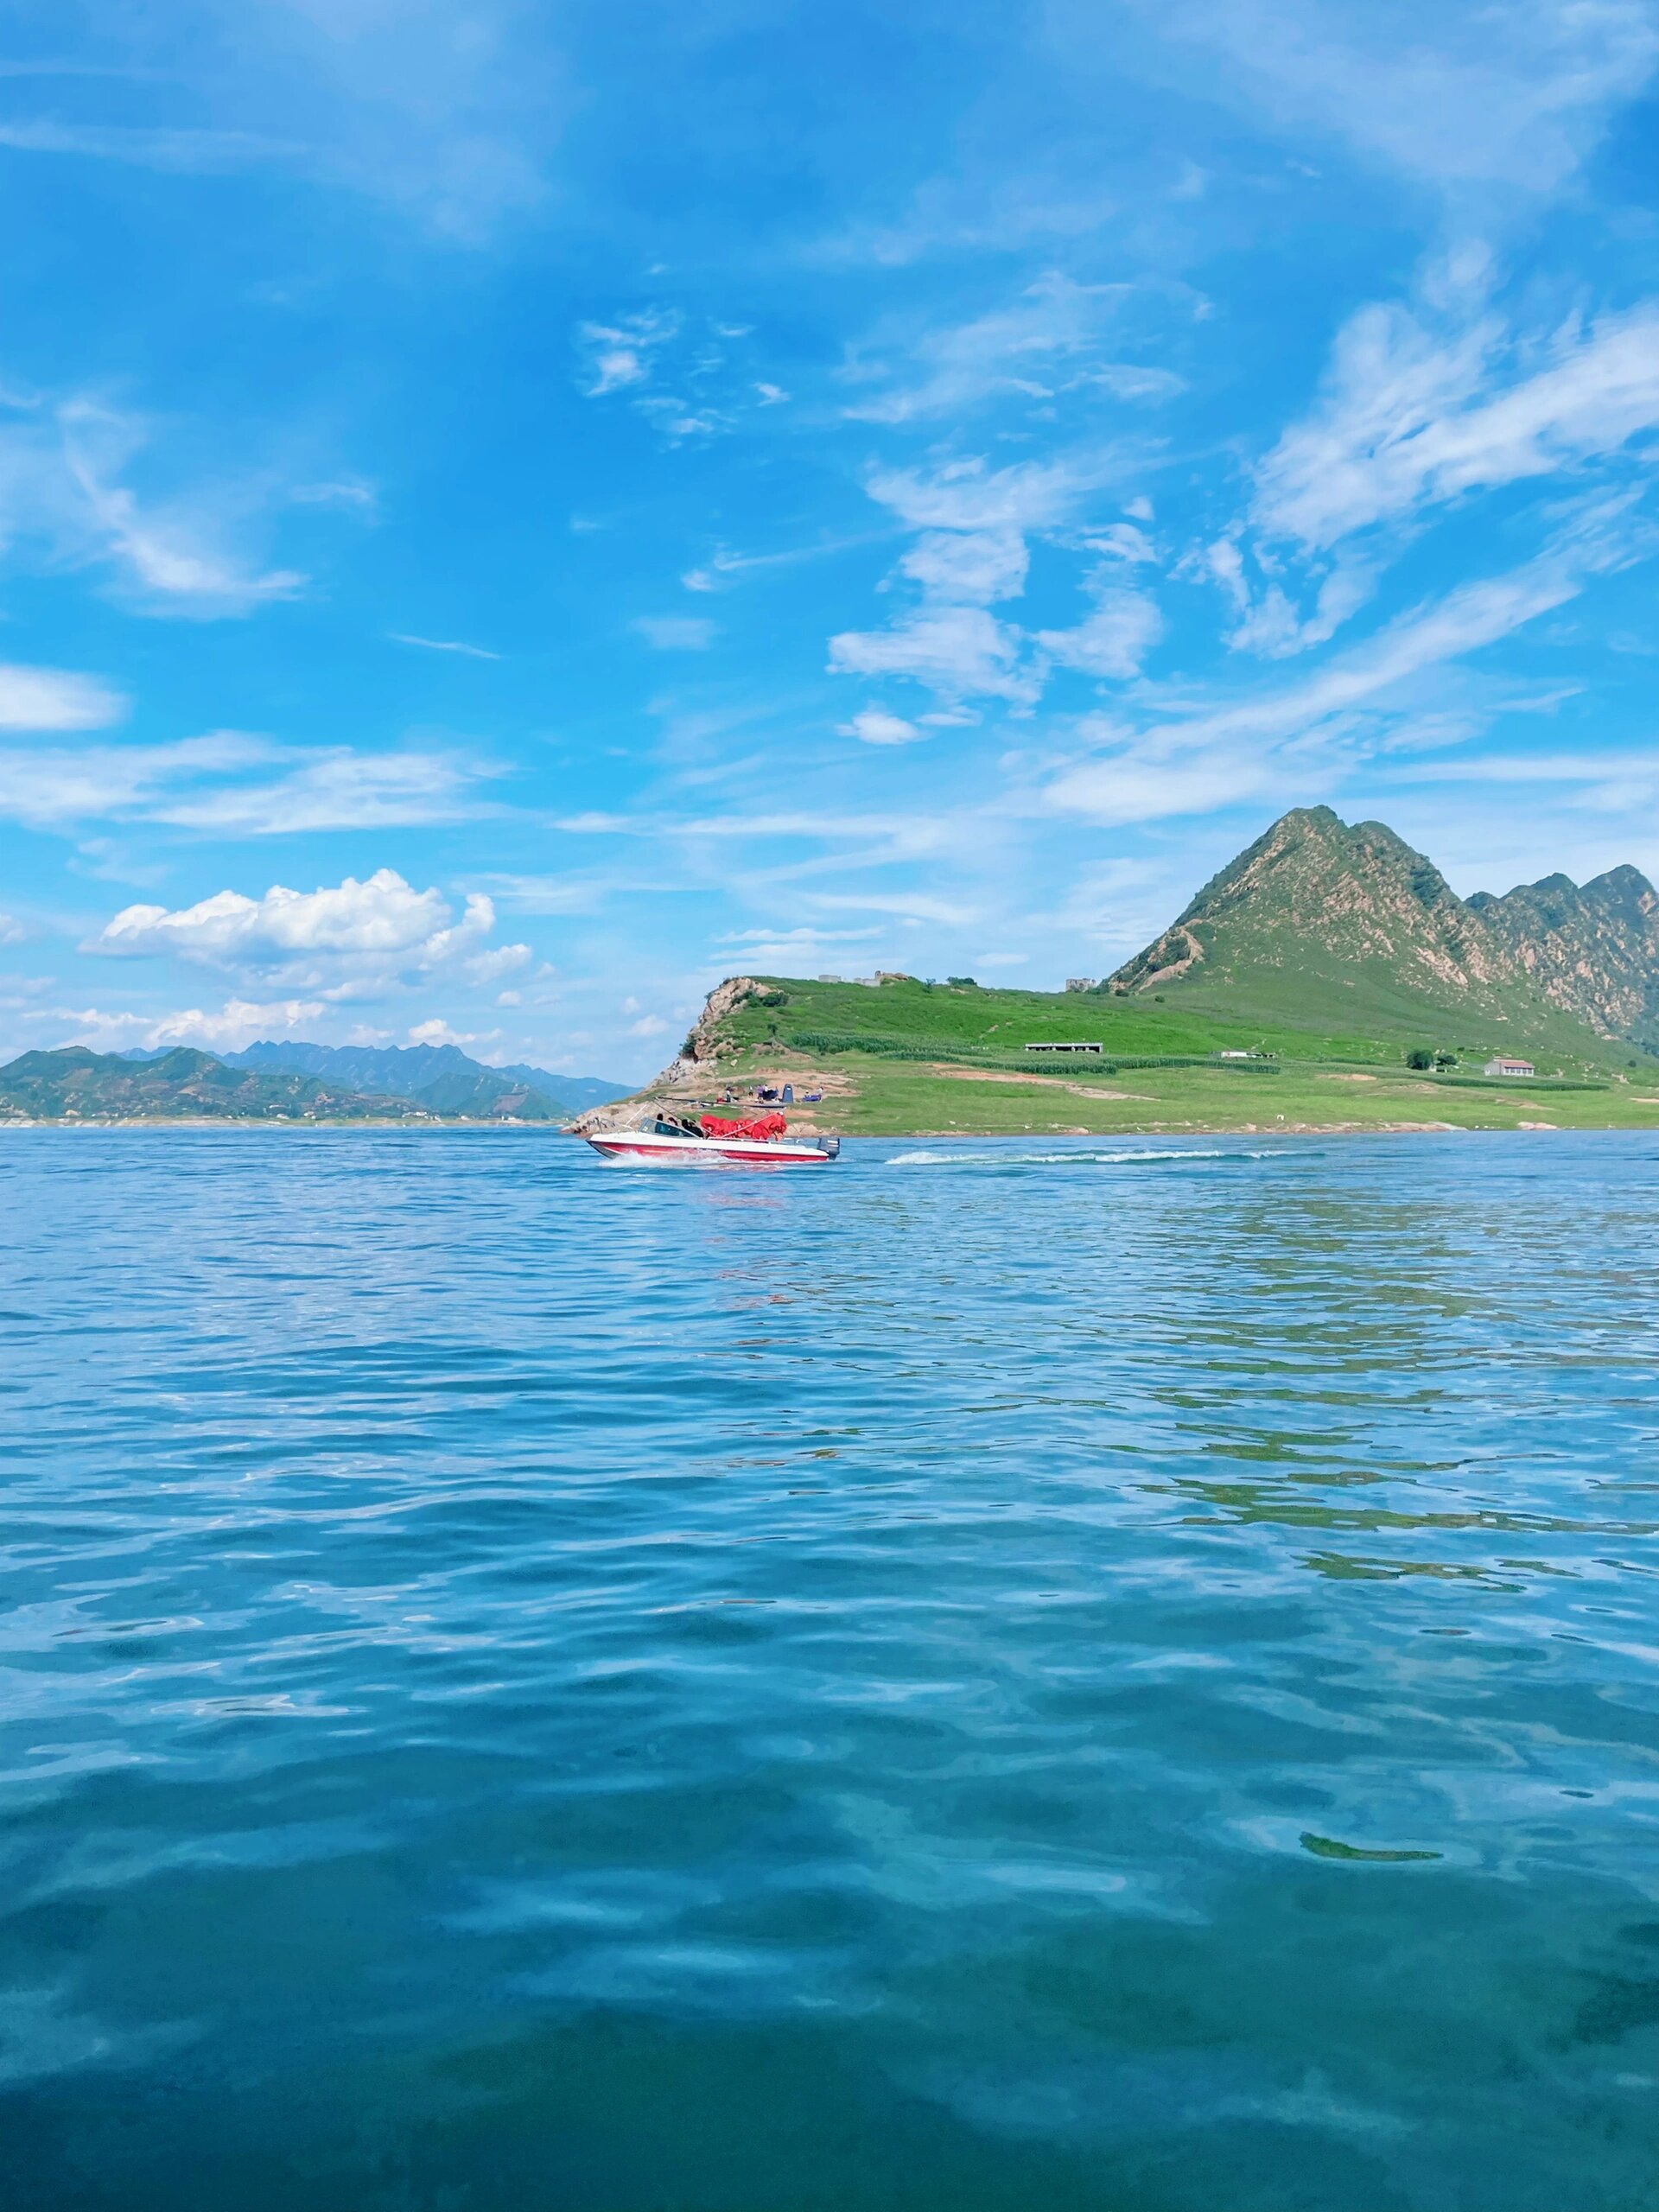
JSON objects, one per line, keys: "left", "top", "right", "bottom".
{"left": 3, "top": 1039, "right": 632, "bottom": 1124}
{"left": 0, "top": 1048, "right": 436, "bottom": 1123}
{"left": 1103, "top": 807, "right": 1659, "bottom": 1059}
{"left": 118, "top": 1040, "right": 632, "bottom": 1121}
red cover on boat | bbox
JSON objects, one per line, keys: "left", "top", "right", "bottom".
{"left": 701, "top": 1112, "right": 788, "bottom": 1140}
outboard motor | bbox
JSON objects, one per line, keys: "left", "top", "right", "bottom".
{"left": 812, "top": 1136, "right": 840, "bottom": 1158}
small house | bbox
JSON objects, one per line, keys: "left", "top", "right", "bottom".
{"left": 1484, "top": 1056, "right": 1535, "bottom": 1077}
{"left": 1025, "top": 1040, "right": 1104, "bottom": 1055}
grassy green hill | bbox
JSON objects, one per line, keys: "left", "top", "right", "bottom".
{"left": 583, "top": 970, "right": 1659, "bottom": 1139}
{"left": 1100, "top": 806, "right": 1631, "bottom": 1064}
{"left": 715, "top": 973, "right": 1631, "bottom": 1075}
{"left": 582, "top": 805, "right": 1659, "bottom": 1137}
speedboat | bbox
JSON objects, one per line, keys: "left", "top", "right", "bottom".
{"left": 584, "top": 1111, "right": 840, "bottom": 1168}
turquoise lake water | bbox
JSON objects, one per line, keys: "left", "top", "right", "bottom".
{"left": 3, "top": 1129, "right": 1659, "bottom": 2210}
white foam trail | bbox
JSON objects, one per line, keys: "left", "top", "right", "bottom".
{"left": 887, "top": 1147, "right": 1280, "bottom": 1168}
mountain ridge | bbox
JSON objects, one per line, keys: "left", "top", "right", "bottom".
{"left": 0, "top": 1047, "right": 429, "bottom": 1124}
{"left": 1469, "top": 865, "right": 1659, "bottom": 1052}
{"left": 224, "top": 1040, "right": 631, "bottom": 1116}
{"left": 1100, "top": 806, "right": 1657, "bottom": 1058}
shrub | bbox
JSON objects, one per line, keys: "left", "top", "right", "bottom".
{"left": 1405, "top": 1048, "right": 1434, "bottom": 1070}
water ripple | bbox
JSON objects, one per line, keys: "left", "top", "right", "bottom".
{"left": 3, "top": 1130, "right": 1659, "bottom": 2211}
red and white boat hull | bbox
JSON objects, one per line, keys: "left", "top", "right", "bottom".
{"left": 584, "top": 1128, "right": 836, "bottom": 1168}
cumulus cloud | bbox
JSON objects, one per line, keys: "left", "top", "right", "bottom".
{"left": 86, "top": 868, "right": 526, "bottom": 1001}
{"left": 62, "top": 996, "right": 322, "bottom": 1053}
{"left": 94, "top": 868, "right": 467, "bottom": 963}
{"left": 407, "top": 1018, "right": 478, "bottom": 1046}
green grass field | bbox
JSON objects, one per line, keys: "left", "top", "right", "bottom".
{"left": 632, "top": 973, "right": 1659, "bottom": 1136}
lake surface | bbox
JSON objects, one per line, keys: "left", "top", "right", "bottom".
{"left": 3, "top": 1129, "right": 1659, "bottom": 2211}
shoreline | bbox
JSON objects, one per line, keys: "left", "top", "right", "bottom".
{"left": 0, "top": 1117, "right": 1649, "bottom": 1137}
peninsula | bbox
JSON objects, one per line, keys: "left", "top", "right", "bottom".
{"left": 580, "top": 809, "right": 1659, "bottom": 1139}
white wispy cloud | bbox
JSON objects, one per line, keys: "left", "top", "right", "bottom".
{"left": 1255, "top": 288, "right": 1659, "bottom": 550}
{"left": 1044, "top": 519, "right": 1632, "bottom": 823}
{"left": 899, "top": 530, "right": 1029, "bottom": 604}
{"left": 0, "top": 663, "right": 125, "bottom": 730}
{"left": 716, "top": 925, "right": 884, "bottom": 946}
{"left": 156, "top": 749, "right": 491, "bottom": 836}
{"left": 0, "top": 733, "right": 267, "bottom": 828}
{"left": 0, "top": 4, "right": 562, "bottom": 242}
{"left": 803, "top": 890, "right": 983, "bottom": 925}
{"left": 575, "top": 309, "right": 680, "bottom": 397}
{"left": 391, "top": 632, "right": 501, "bottom": 660}
{"left": 1038, "top": 579, "right": 1164, "bottom": 678}
{"left": 1205, "top": 537, "right": 1376, "bottom": 658}
{"left": 0, "top": 119, "right": 298, "bottom": 173}
{"left": 0, "top": 735, "right": 492, "bottom": 837}
{"left": 1103, "top": 0, "right": 1659, "bottom": 192}
{"left": 839, "top": 708, "right": 927, "bottom": 746}
{"left": 0, "top": 390, "right": 317, "bottom": 617}
{"left": 867, "top": 454, "right": 1123, "bottom": 533}
{"left": 828, "top": 606, "right": 1033, "bottom": 703}
{"left": 842, "top": 273, "right": 1173, "bottom": 423}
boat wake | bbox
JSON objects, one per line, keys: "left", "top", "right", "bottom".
{"left": 886, "top": 1146, "right": 1283, "bottom": 1168}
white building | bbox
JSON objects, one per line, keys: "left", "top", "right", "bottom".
{"left": 1484, "top": 1057, "right": 1535, "bottom": 1077}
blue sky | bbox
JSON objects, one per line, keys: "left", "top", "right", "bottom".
{"left": 2, "top": 0, "right": 1658, "bottom": 1079}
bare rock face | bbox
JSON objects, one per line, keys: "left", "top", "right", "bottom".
{"left": 568, "top": 978, "right": 761, "bottom": 1134}
{"left": 1469, "top": 868, "right": 1659, "bottom": 1049}
{"left": 1107, "top": 808, "right": 1524, "bottom": 1004}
